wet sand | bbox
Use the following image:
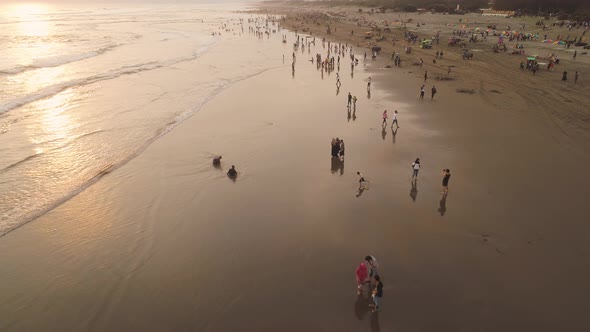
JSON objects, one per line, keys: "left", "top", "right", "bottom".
{"left": 1, "top": 7, "right": 590, "bottom": 332}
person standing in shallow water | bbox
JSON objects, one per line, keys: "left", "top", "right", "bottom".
{"left": 442, "top": 169, "right": 451, "bottom": 194}
{"left": 227, "top": 165, "right": 237, "bottom": 178}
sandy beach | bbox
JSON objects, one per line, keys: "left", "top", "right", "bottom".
{"left": 1, "top": 2, "right": 590, "bottom": 331}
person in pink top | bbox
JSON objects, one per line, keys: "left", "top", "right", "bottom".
{"left": 355, "top": 261, "right": 369, "bottom": 294}
{"left": 382, "top": 110, "right": 388, "bottom": 126}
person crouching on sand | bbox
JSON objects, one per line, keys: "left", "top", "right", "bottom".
{"left": 212, "top": 156, "right": 222, "bottom": 166}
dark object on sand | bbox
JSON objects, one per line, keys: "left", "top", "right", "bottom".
{"left": 213, "top": 156, "right": 222, "bottom": 166}
{"left": 227, "top": 165, "right": 237, "bottom": 178}
{"left": 456, "top": 88, "right": 476, "bottom": 94}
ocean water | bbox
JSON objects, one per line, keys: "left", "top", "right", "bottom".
{"left": 0, "top": 2, "right": 282, "bottom": 235}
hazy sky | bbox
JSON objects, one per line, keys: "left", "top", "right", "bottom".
{"left": 0, "top": 0, "right": 258, "bottom": 3}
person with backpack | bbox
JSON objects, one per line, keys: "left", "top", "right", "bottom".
{"left": 370, "top": 275, "right": 383, "bottom": 312}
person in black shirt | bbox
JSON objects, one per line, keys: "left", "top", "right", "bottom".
{"left": 442, "top": 169, "right": 451, "bottom": 194}
{"left": 370, "top": 275, "right": 383, "bottom": 312}
{"left": 227, "top": 165, "right": 237, "bottom": 178}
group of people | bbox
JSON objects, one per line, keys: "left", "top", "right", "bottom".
{"left": 381, "top": 110, "right": 399, "bottom": 128}
{"left": 419, "top": 84, "right": 437, "bottom": 100}
{"left": 331, "top": 138, "right": 345, "bottom": 159}
{"left": 212, "top": 156, "right": 237, "bottom": 179}
{"left": 411, "top": 158, "right": 452, "bottom": 194}
{"left": 355, "top": 256, "right": 383, "bottom": 312}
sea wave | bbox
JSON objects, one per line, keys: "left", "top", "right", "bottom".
{"left": 0, "top": 64, "right": 283, "bottom": 237}
{"left": 0, "top": 42, "right": 215, "bottom": 115}
{"left": 0, "top": 44, "right": 121, "bottom": 75}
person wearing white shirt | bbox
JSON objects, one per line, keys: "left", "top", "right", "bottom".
{"left": 412, "top": 158, "right": 421, "bottom": 179}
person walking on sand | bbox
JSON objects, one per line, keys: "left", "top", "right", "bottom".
{"left": 424, "top": 71, "right": 428, "bottom": 81}
{"left": 367, "top": 76, "right": 372, "bottom": 91}
{"left": 412, "top": 158, "right": 421, "bottom": 180}
{"left": 357, "top": 171, "right": 366, "bottom": 184}
{"left": 573, "top": 50, "right": 577, "bottom": 60}
{"left": 391, "top": 110, "right": 399, "bottom": 128}
{"left": 382, "top": 110, "right": 388, "bottom": 126}
{"left": 348, "top": 92, "right": 352, "bottom": 107}
{"left": 575, "top": 71, "right": 579, "bottom": 84}
{"left": 369, "top": 275, "right": 383, "bottom": 312}
{"left": 431, "top": 85, "right": 437, "bottom": 100}
{"left": 339, "top": 139, "right": 345, "bottom": 159}
{"left": 442, "top": 169, "right": 451, "bottom": 194}
{"left": 353, "top": 96, "right": 358, "bottom": 110}
{"left": 420, "top": 85, "right": 425, "bottom": 99}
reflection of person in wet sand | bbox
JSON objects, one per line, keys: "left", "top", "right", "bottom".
{"left": 354, "top": 292, "right": 370, "bottom": 321}
{"left": 410, "top": 180, "right": 418, "bottom": 202}
{"left": 370, "top": 310, "right": 380, "bottom": 332}
{"left": 438, "top": 194, "right": 447, "bottom": 216}
{"left": 391, "top": 126, "right": 397, "bottom": 144}
{"left": 330, "top": 157, "right": 344, "bottom": 175}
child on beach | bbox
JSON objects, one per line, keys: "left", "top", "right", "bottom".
{"left": 382, "top": 110, "right": 388, "bottom": 126}
{"left": 420, "top": 85, "right": 425, "bottom": 99}
{"left": 370, "top": 275, "right": 383, "bottom": 312}
{"left": 412, "top": 158, "right": 421, "bottom": 180}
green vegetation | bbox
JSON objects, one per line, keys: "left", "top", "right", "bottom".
{"left": 295, "top": 0, "right": 590, "bottom": 17}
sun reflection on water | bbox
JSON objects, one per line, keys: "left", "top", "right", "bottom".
{"left": 7, "top": 3, "right": 51, "bottom": 37}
